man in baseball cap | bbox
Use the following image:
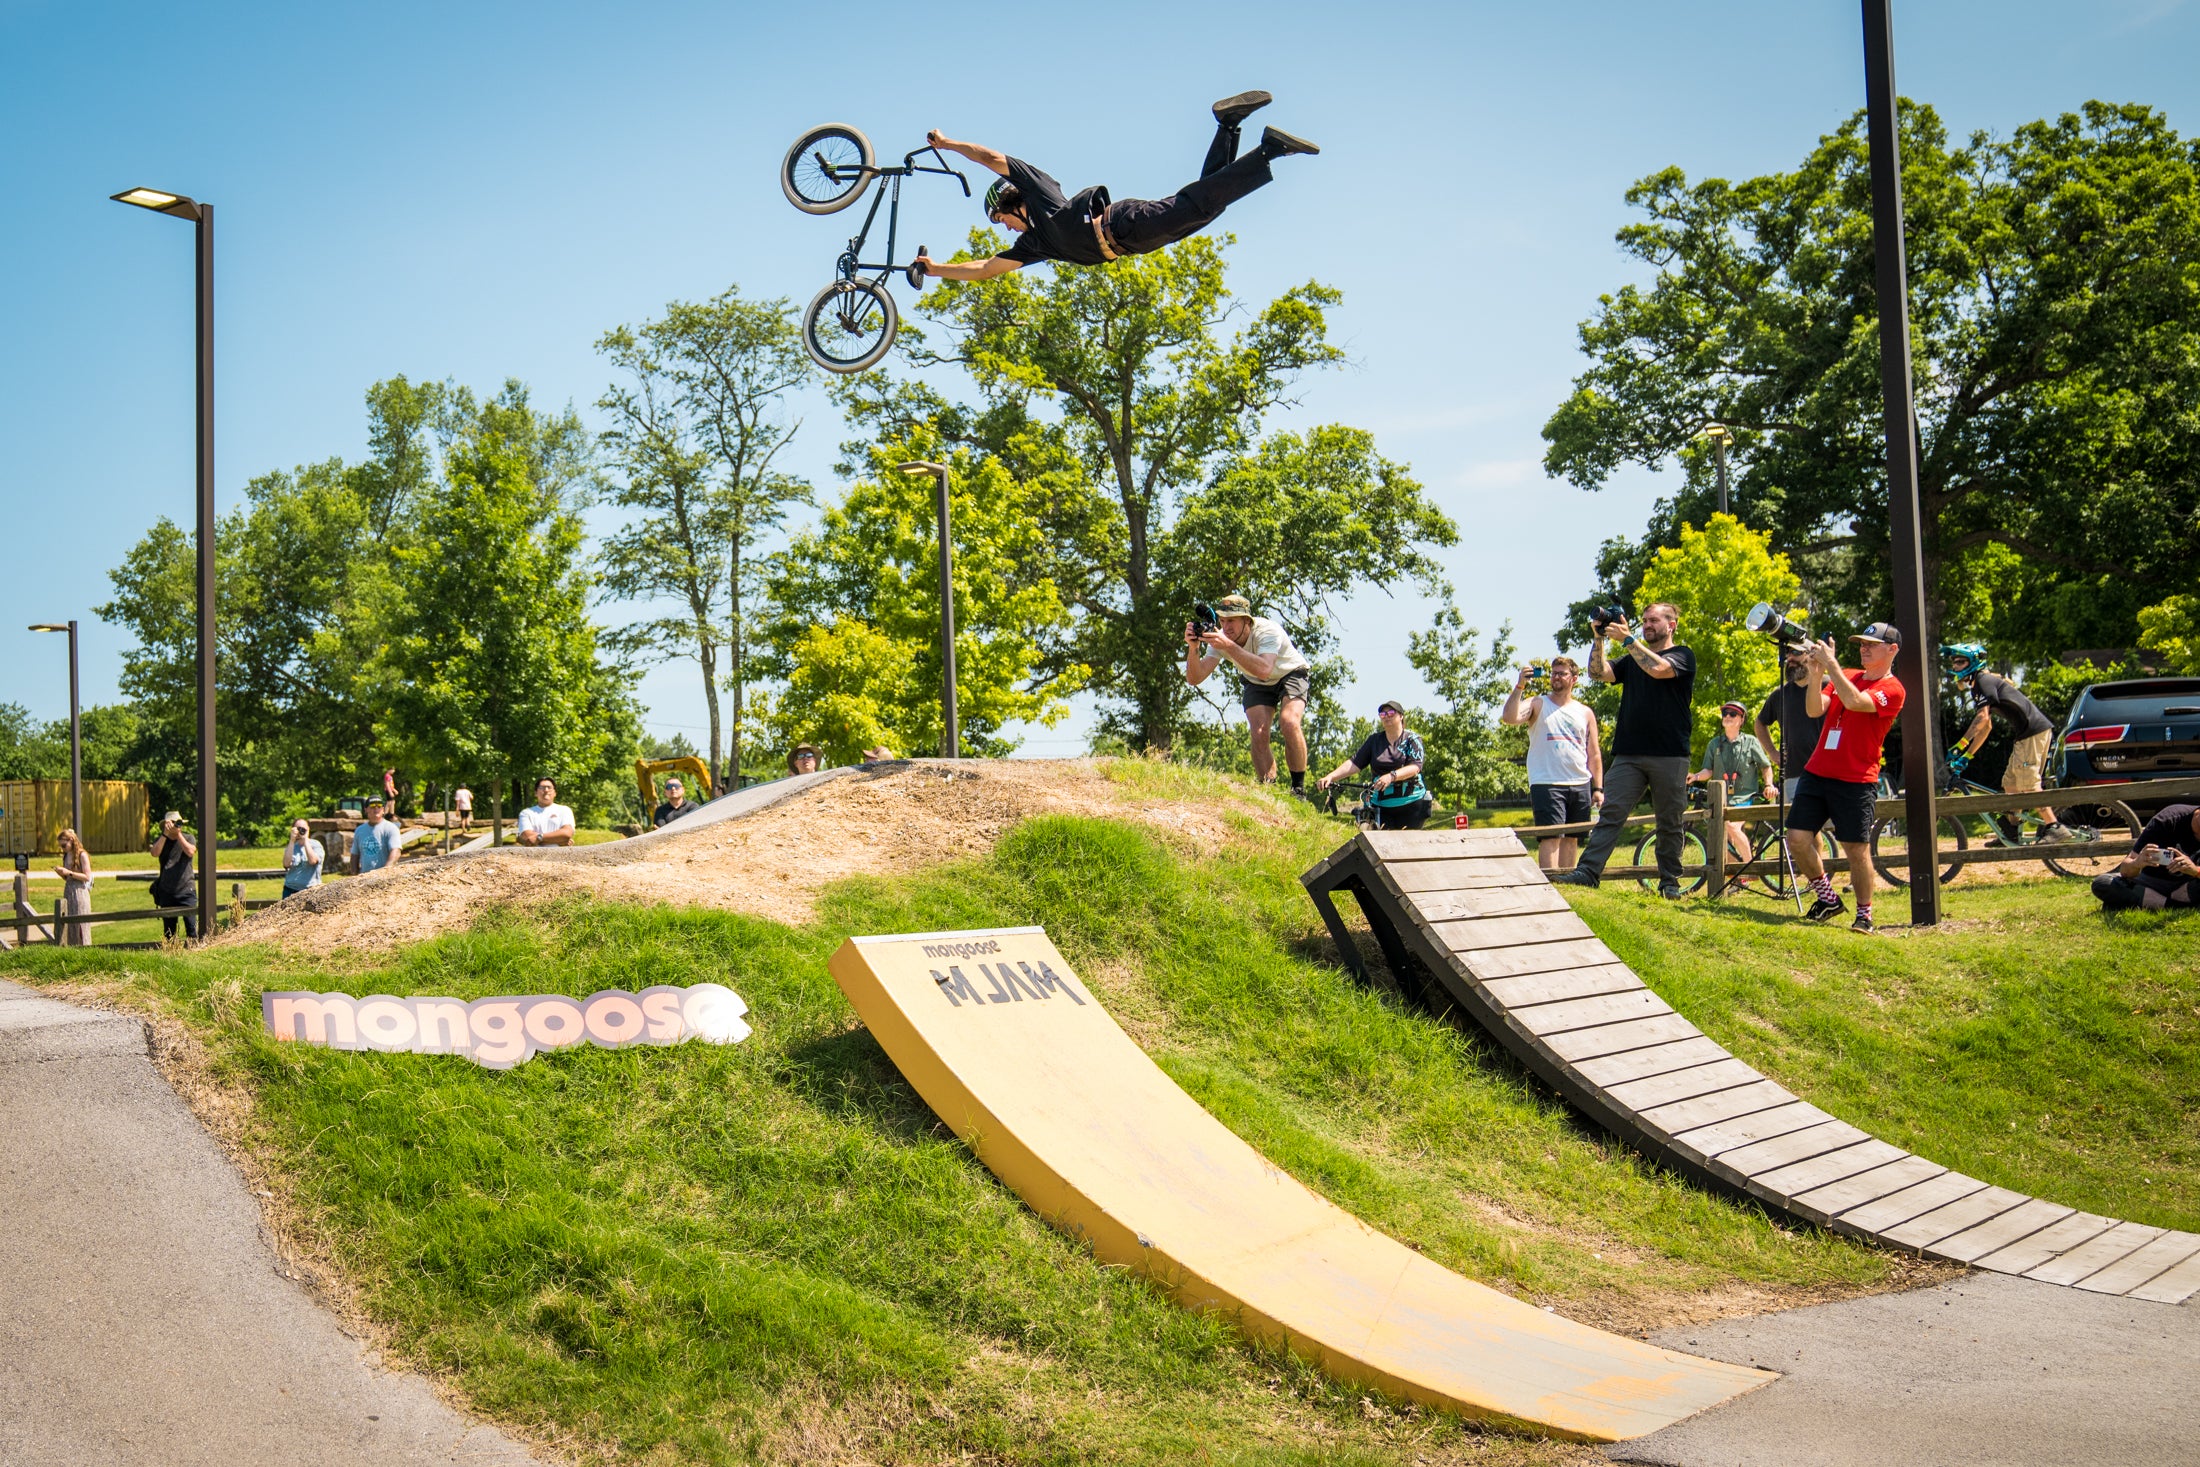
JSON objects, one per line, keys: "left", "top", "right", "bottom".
{"left": 1186, "top": 593, "right": 1314, "bottom": 794}
{"left": 1785, "top": 621, "right": 1906, "bottom": 932}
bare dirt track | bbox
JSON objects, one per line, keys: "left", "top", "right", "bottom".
{"left": 230, "top": 760, "right": 1258, "bottom": 953}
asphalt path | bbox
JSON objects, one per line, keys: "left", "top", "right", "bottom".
{"left": 1606, "top": 1272, "right": 2200, "bottom": 1466}
{"left": 0, "top": 979, "right": 538, "bottom": 1466}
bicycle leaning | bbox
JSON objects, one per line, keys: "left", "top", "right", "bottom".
{"left": 780, "top": 123, "right": 971, "bottom": 373}
{"left": 1865, "top": 770, "right": 2141, "bottom": 888}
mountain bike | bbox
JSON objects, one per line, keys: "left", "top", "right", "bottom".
{"left": 1316, "top": 779, "right": 1386, "bottom": 830}
{"left": 1871, "top": 768, "right": 2140, "bottom": 887}
{"left": 1710, "top": 792, "right": 1838, "bottom": 913}
{"left": 780, "top": 123, "right": 970, "bottom": 374}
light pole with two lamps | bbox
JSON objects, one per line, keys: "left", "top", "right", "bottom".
{"left": 896, "top": 461, "right": 959, "bottom": 758}
{"left": 110, "top": 185, "right": 217, "bottom": 940}
{"left": 27, "top": 622, "right": 81, "bottom": 838}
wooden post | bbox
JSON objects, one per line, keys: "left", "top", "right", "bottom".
{"left": 52, "top": 898, "right": 64, "bottom": 946}
{"left": 1705, "top": 780, "right": 1727, "bottom": 899}
{"left": 491, "top": 777, "right": 503, "bottom": 850}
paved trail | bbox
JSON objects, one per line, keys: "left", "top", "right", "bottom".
{"left": 1607, "top": 1273, "right": 2200, "bottom": 1466}
{"left": 0, "top": 980, "right": 537, "bottom": 1466}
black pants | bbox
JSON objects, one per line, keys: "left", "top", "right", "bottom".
{"left": 1369, "top": 798, "right": 1433, "bottom": 831}
{"left": 1574, "top": 755, "right": 1692, "bottom": 887}
{"left": 1107, "top": 122, "right": 1274, "bottom": 254}
{"left": 2092, "top": 872, "right": 2195, "bottom": 911}
{"left": 161, "top": 910, "right": 200, "bottom": 940}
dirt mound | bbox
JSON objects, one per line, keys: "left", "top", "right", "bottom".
{"left": 232, "top": 760, "right": 1260, "bottom": 953}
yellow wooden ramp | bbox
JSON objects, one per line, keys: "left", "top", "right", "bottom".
{"left": 829, "top": 927, "right": 1773, "bottom": 1442}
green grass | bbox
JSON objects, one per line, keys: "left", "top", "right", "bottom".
{"left": 5, "top": 776, "right": 2190, "bottom": 1464}
{"left": 1563, "top": 878, "right": 2200, "bottom": 1231}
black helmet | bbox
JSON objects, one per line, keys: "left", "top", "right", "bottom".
{"left": 984, "top": 178, "right": 1011, "bottom": 218}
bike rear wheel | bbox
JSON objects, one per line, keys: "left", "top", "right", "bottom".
{"left": 781, "top": 123, "right": 875, "bottom": 214}
{"left": 2043, "top": 800, "right": 2142, "bottom": 880}
{"left": 1633, "top": 829, "right": 1708, "bottom": 894}
{"left": 1870, "top": 813, "right": 1967, "bottom": 888}
{"left": 801, "top": 278, "right": 898, "bottom": 373}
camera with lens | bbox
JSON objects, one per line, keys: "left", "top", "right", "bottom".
{"left": 1587, "top": 604, "right": 1628, "bottom": 635}
{"left": 1190, "top": 601, "right": 1220, "bottom": 638}
{"left": 1744, "top": 601, "right": 1811, "bottom": 650}
{"left": 2151, "top": 847, "right": 2182, "bottom": 869}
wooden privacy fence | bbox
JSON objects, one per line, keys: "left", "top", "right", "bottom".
{"left": 1502, "top": 775, "right": 2200, "bottom": 893}
{"left": 0, "top": 780, "right": 149, "bottom": 856}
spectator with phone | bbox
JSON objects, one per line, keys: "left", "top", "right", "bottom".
{"left": 2092, "top": 804, "right": 2199, "bottom": 912}
{"left": 1501, "top": 656, "right": 1603, "bottom": 871}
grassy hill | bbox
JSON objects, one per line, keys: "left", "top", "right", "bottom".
{"left": 6, "top": 761, "right": 2191, "bottom": 1465}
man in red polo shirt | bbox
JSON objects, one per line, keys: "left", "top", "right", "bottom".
{"left": 1785, "top": 621, "right": 1905, "bottom": 932}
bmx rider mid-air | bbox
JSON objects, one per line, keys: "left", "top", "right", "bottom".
{"left": 914, "top": 92, "right": 1317, "bottom": 282}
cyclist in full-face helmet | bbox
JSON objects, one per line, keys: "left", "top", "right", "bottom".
{"left": 1941, "top": 643, "right": 2071, "bottom": 841}
{"left": 914, "top": 92, "right": 1319, "bottom": 285}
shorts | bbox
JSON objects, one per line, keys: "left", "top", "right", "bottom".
{"left": 2003, "top": 730, "right": 2051, "bottom": 794}
{"left": 1785, "top": 770, "right": 1877, "bottom": 845}
{"left": 1530, "top": 782, "right": 1593, "bottom": 826}
{"left": 1369, "top": 798, "right": 1432, "bottom": 830}
{"left": 1242, "top": 667, "right": 1311, "bottom": 711}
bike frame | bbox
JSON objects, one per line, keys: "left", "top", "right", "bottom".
{"left": 828, "top": 146, "right": 970, "bottom": 285}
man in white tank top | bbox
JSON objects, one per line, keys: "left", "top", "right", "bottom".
{"left": 1501, "top": 656, "right": 1604, "bottom": 871}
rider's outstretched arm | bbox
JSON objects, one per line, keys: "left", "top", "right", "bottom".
{"left": 926, "top": 130, "right": 1009, "bottom": 176}
{"left": 917, "top": 254, "right": 1021, "bottom": 282}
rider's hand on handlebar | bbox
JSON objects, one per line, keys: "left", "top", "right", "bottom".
{"left": 927, "top": 128, "right": 948, "bottom": 148}
{"left": 913, "top": 251, "right": 931, "bottom": 278}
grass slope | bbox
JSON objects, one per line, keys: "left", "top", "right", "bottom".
{"left": 5, "top": 768, "right": 2188, "bottom": 1464}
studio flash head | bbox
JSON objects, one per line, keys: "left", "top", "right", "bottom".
{"left": 1744, "top": 601, "right": 1810, "bottom": 649}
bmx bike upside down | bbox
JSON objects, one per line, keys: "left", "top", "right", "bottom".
{"left": 780, "top": 123, "right": 970, "bottom": 374}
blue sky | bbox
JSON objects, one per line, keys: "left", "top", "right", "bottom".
{"left": 4, "top": 0, "right": 2194, "bottom": 755}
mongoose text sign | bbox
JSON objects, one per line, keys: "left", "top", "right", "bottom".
{"left": 261, "top": 983, "right": 751, "bottom": 1069}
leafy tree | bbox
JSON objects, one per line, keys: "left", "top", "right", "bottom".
{"left": 368, "top": 389, "right": 638, "bottom": 820}
{"left": 843, "top": 235, "right": 1454, "bottom": 750}
{"left": 1634, "top": 514, "right": 1804, "bottom": 753}
{"left": 1544, "top": 99, "right": 2200, "bottom": 664}
{"left": 2137, "top": 595, "right": 2200, "bottom": 675}
{"left": 761, "top": 436, "right": 1086, "bottom": 763}
{"left": 596, "top": 289, "right": 813, "bottom": 791}
{"left": 1406, "top": 609, "right": 1527, "bottom": 809}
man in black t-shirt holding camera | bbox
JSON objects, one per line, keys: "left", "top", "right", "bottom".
{"left": 1553, "top": 602, "right": 1698, "bottom": 897}
{"left": 2093, "top": 804, "right": 2200, "bottom": 912}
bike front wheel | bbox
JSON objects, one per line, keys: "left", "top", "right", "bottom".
{"left": 1633, "top": 829, "right": 1708, "bottom": 894}
{"left": 2043, "top": 800, "right": 2141, "bottom": 880}
{"left": 802, "top": 279, "right": 898, "bottom": 373}
{"left": 781, "top": 123, "right": 875, "bottom": 214}
{"left": 1870, "top": 813, "right": 1967, "bottom": 888}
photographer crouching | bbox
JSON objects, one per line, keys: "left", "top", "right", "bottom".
{"left": 1552, "top": 602, "right": 1697, "bottom": 896}
{"left": 2093, "top": 803, "right": 2199, "bottom": 912}
{"left": 1186, "top": 594, "right": 1313, "bottom": 794}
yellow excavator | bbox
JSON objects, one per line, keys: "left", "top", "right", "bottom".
{"left": 635, "top": 757, "right": 713, "bottom": 815}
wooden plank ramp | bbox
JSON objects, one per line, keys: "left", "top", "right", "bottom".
{"left": 1301, "top": 829, "right": 2200, "bottom": 1304}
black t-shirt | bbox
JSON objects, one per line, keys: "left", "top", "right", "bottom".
{"left": 1351, "top": 729, "right": 1428, "bottom": 803}
{"left": 151, "top": 834, "right": 194, "bottom": 905}
{"left": 1611, "top": 645, "right": 1697, "bottom": 758}
{"left": 1757, "top": 681, "right": 1826, "bottom": 778}
{"left": 1968, "top": 670, "right": 2055, "bottom": 739}
{"left": 996, "top": 158, "right": 1111, "bottom": 267}
{"left": 2139, "top": 804, "right": 2200, "bottom": 861}
{"left": 652, "top": 801, "right": 691, "bottom": 829}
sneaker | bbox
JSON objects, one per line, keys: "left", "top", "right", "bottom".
{"left": 2037, "top": 823, "right": 2076, "bottom": 844}
{"left": 1851, "top": 912, "right": 1876, "bottom": 933}
{"left": 1259, "top": 125, "right": 1322, "bottom": 158}
{"left": 1658, "top": 884, "right": 1685, "bottom": 901}
{"left": 1550, "top": 869, "right": 1600, "bottom": 888}
{"left": 1805, "top": 895, "right": 1847, "bottom": 923}
{"left": 1212, "top": 90, "right": 1273, "bottom": 126}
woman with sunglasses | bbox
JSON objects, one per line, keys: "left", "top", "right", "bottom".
{"left": 1315, "top": 701, "right": 1433, "bottom": 830}
{"left": 1689, "top": 701, "right": 1776, "bottom": 875}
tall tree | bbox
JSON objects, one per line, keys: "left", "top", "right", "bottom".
{"left": 595, "top": 288, "right": 812, "bottom": 790}
{"left": 1543, "top": 100, "right": 2200, "bottom": 664}
{"left": 844, "top": 234, "right": 1453, "bottom": 749}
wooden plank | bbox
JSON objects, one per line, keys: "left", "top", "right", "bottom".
{"left": 2126, "top": 1246, "right": 2200, "bottom": 1305}
{"left": 1572, "top": 1036, "right": 1733, "bottom": 1088}
{"left": 1480, "top": 964, "right": 1642, "bottom": 1009}
{"left": 1790, "top": 1155, "right": 1946, "bottom": 1217}
{"left": 1883, "top": 1186, "right": 2033, "bottom": 1251}
{"left": 1363, "top": 828, "right": 1527, "bottom": 860}
{"left": 1673, "top": 1104, "right": 1840, "bottom": 1165}
{"left": 1386, "top": 857, "right": 1550, "bottom": 894}
{"left": 1638, "top": 1081, "right": 1797, "bottom": 1138}
{"left": 1433, "top": 911, "right": 1596, "bottom": 952}
{"left": 2070, "top": 1231, "right": 2200, "bottom": 1297}
{"left": 1409, "top": 886, "right": 1570, "bottom": 923}
{"left": 1835, "top": 1172, "right": 1988, "bottom": 1233}
{"left": 1463, "top": 938, "right": 1622, "bottom": 980}
{"left": 2024, "top": 1221, "right": 2166, "bottom": 1286}
{"left": 1542, "top": 1013, "right": 1703, "bottom": 1061}
{"left": 1511, "top": 988, "right": 1675, "bottom": 1037}
{"left": 1969, "top": 1212, "right": 2119, "bottom": 1276}
{"left": 1717, "top": 1123, "right": 1879, "bottom": 1181}
{"left": 1605, "top": 1059, "right": 1764, "bottom": 1114}
{"left": 1927, "top": 1198, "right": 2076, "bottom": 1265}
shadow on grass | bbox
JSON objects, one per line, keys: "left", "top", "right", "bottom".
{"left": 772, "top": 1024, "right": 957, "bottom": 1149}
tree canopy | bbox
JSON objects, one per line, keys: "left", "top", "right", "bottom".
{"left": 1544, "top": 99, "right": 2200, "bottom": 665}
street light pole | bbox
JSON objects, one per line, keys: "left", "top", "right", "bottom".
{"left": 896, "top": 461, "right": 959, "bottom": 758}
{"left": 28, "top": 622, "right": 81, "bottom": 835}
{"left": 1701, "top": 423, "right": 1733, "bottom": 515}
{"left": 112, "top": 187, "right": 217, "bottom": 940}
{"left": 1860, "top": 0, "right": 1941, "bottom": 926}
